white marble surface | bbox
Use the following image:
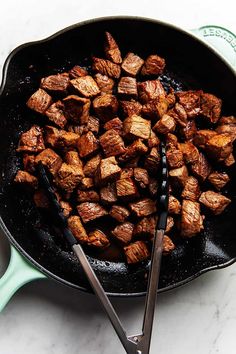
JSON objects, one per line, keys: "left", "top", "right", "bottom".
{"left": 0, "top": 1, "right": 236, "bottom": 353}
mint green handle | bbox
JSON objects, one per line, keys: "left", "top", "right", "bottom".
{"left": 0, "top": 245, "right": 46, "bottom": 312}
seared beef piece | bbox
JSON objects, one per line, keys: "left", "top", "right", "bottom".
{"left": 35, "top": 148, "right": 62, "bottom": 176}
{"left": 120, "top": 100, "right": 142, "bottom": 117}
{"left": 166, "top": 133, "right": 178, "bottom": 149}
{"left": 138, "top": 79, "right": 166, "bottom": 104}
{"left": 17, "top": 125, "right": 45, "bottom": 153}
{"left": 112, "top": 222, "right": 134, "bottom": 244}
{"left": 116, "top": 178, "right": 139, "bottom": 200}
{"left": 27, "top": 88, "right": 52, "bottom": 114}
{"left": 45, "top": 101, "right": 67, "bottom": 128}
{"left": 133, "top": 168, "right": 149, "bottom": 188}
{"left": 190, "top": 152, "right": 211, "bottom": 182}
{"left": 149, "top": 178, "right": 158, "bottom": 197}
{"left": 176, "top": 90, "right": 201, "bottom": 118}
{"left": 55, "top": 163, "right": 84, "bottom": 193}
{"left": 205, "top": 134, "right": 233, "bottom": 161}
{"left": 142, "top": 97, "right": 168, "bottom": 120}
{"left": 87, "top": 229, "right": 110, "bottom": 249}
{"left": 169, "top": 165, "right": 188, "bottom": 189}
{"left": 83, "top": 154, "right": 101, "bottom": 177}
{"left": 70, "top": 75, "right": 100, "bottom": 98}
{"left": 100, "top": 183, "right": 117, "bottom": 204}
{"left": 23, "top": 154, "right": 36, "bottom": 173}
{"left": 63, "top": 95, "right": 90, "bottom": 124}
{"left": 181, "top": 200, "right": 204, "bottom": 237}
{"left": 199, "top": 191, "right": 231, "bottom": 215}
{"left": 68, "top": 215, "right": 88, "bottom": 243}
{"left": 99, "top": 129, "right": 125, "bottom": 157}
{"left": 153, "top": 114, "right": 176, "bottom": 134}
{"left": 83, "top": 116, "right": 100, "bottom": 135}
{"left": 216, "top": 124, "right": 236, "bottom": 142}
{"left": 224, "top": 153, "right": 235, "bottom": 167}
{"left": 120, "top": 168, "right": 134, "bottom": 179}
{"left": 200, "top": 92, "right": 222, "bottom": 123}
{"left": 14, "top": 170, "right": 38, "bottom": 189}
{"left": 59, "top": 200, "right": 72, "bottom": 218}
{"left": 166, "top": 216, "right": 174, "bottom": 233}
{"left": 173, "top": 103, "right": 188, "bottom": 127}
{"left": 109, "top": 205, "right": 130, "bottom": 222}
{"left": 93, "top": 94, "right": 118, "bottom": 121}
{"left": 166, "top": 147, "right": 184, "bottom": 169}
{"left": 166, "top": 88, "right": 176, "bottom": 108}
{"left": 104, "top": 31, "right": 122, "bottom": 64}
{"left": 55, "top": 131, "right": 80, "bottom": 149}
{"left": 33, "top": 189, "right": 50, "bottom": 209}
{"left": 193, "top": 129, "right": 217, "bottom": 149}
{"left": 118, "top": 77, "right": 138, "bottom": 98}
{"left": 179, "top": 119, "right": 197, "bottom": 141}
{"left": 133, "top": 215, "right": 157, "bottom": 238}
{"left": 77, "top": 202, "right": 108, "bottom": 223}
{"left": 77, "top": 190, "right": 100, "bottom": 203}
{"left": 148, "top": 130, "right": 160, "bottom": 148}
{"left": 65, "top": 151, "right": 83, "bottom": 168}
{"left": 129, "top": 198, "right": 157, "bottom": 217}
{"left": 208, "top": 171, "right": 230, "bottom": 191}
{"left": 141, "top": 54, "right": 165, "bottom": 76}
{"left": 92, "top": 57, "right": 121, "bottom": 79}
{"left": 104, "top": 117, "right": 123, "bottom": 134}
{"left": 77, "top": 131, "right": 99, "bottom": 158}
{"left": 94, "top": 73, "right": 114, "bottom": 95}
{"left": 40, "top": 73, "right": 70, "bottom": 93}
{"left": 144, "top": 147, "right": 161, "bottom": 174}
{"left": 123, "top": 115, "right": 151, "bottom": 140}
{"left": 69, "top": 65, "right": 88, "bottom": 78}
{"left": 168, "top": 195, "right": 181, "bottom": 214}
{"left": 178, "top": 142, "right": 200, "bottom": 164}
{"left": 181, "top": 176, "right": 200, "bottom": 201}
{"left": 44, "top": 125, "right": 61, "bottom": 148}
{"left": 163, "top": 235, "right": 175, "bottom": 255}
{"left": 219, "top": 116, "right": 236, "bottom": 125}
{"left": 79, "top": 177, "right": 94, "bottom": 190}
{"left": 124, "top": 240, "right": 150, "bottom": 264}
{"left": 121, "top": 53, "right": 144, "bottom": 77}
{"left": 96, "top": 156, "right": 121, "bottom": 184}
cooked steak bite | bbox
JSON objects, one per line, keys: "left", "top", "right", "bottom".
{"left": 77, "top": 189, "right": 100, "bottom": 203}
{"left": 199, "top": 191, "right": 231, "bottom": 215}
{"left": 77, "top": 131, "right": 99, "bottom": 158}
{"left": 178, "top": 142, "right": 200, "bottom": 164}
{"left": 120, "top": 168, "right": 134, "bottom": 179}
{"left": 179, "top": 119, "right": 197, "bottom": 141}
{"left": 94, "top": 73, "right": 114, "bottom": 94}
{"left": 169, "top": 165, "right": 188, "bottom": 189}
{"left": 83, "top": 154, "right": 101, "bottom": 177}
{"left": 104, "top": 117, "right": 123, "bottom": 134}
{"left": 121, "top": 52, "right": 144, "bottom": 77}
{"left": 17, "top": 125, "right": 45, "bottom": 153}
{"left": 63, "top": 95, "right": 90, "bottom": 124}
{"left": 118, "top": 77, "right": 138, "bottom": 98}
{"left": 100, "top": 183, "right": 117, "bottom": 204}
{"left": 68, "top": 215, "right": 88, "bottom": 243}
{"left": 116, "top": 178, "right": 139, "bottom": 200}
{"left": 99, "top": 129, "right": 125, "bottom": 157}
{"left": 224, "top": 153, "right": 235, "bottom": 167}
{"left": 149, "top": 178, "right": 158, "bottom": 198}
{"left": 14, "top": 170, "right": 38, "bottom": 189}
{"left": 35, "top": 148, "right": 62, "bottom": 176}
{"left": 163, "top": 235, "right": 175, "bottom": 255}
{"left": 69, "top": 65, "right": 88, "bottom": 78}
{"left": 129, "top": 198, "right": 157, "bottom": 217}
{"left": 141, "top": 54, "right": 165, "bottom": 76}
{"left": 119, "top": 139, "right": 148, "bottom": 162}
{"left": 176, "top": 90, "right": 201, "bottom": 118}
{"left": 64, "top": 151, "right": 83, "bottom": 168}
{"left": 166, "top": 133, "right": 178, "bottom": 149}
{"left": 144, "top": 147, "right": 161, "bottom": 174}
{"left": 55, "top": 163, "right": 84, "bottom": 193}
{"left": 45, "top": 101, "right": 67, "bottom": 128}
{"left": 92, "top": 57, "right": 121, "bottom": 79}
{"left": 166, "top": 88, "right": 176, "bottom": 108}
{"left": 166, "top": 147, "right": 184, "bottom": 169}
{"left": 70, "top": 75, "right": 100, "bottom": 98}
{"left": 166, "top": 216, "right": 174, "bottom": 233}
{"left": 208, "top": 171, "right": 230, "bottom": 191}
{"left": 44, "top": 125, "right": 61, "bottom": 148}
{"left": 23, "top": 154, "right": 36, "bottom": 173}
{"left": 153, "top": 114, "right": 176, "bottom": 134}
{"left": 123, "top": 115, "right": 151, "bottom": 140}
{"left": 93, "top": 94, "right": 118, "bottom": 121}
{"left": 96, "top": 156, "right": 121, "bottom": 184}
{"left": 168, "top": 195, "right": 181, "bottom": 214}
{"left": 181, "top": 176, "right": 200, "bottom": 201}
{"left": 216, "top": 124, "right": 236, "bottom": 142}
{"left": 104, "top": 31, "right": 122, "bottom": 64}
{"left": 134, "top": 168, "right": 149, "bottom": 188}
{"left": 87, "top": 229, "right": 110, "bottom": 249}
{"left": 83, "top": 116, "right": 100, "bottom": 135}
{"left": 112, "top": 222, "right": 134, "bottom": 244}
{"left": 193, "top": 129, "right": 217, "bottom": 149}
{"left": 40, "top": 73, "right": 70, "bottom": 93}
{"left": 200, "top": 92, "right": 222, "bottom": 123}
{"left": 190, "top": 152, "right": 211, "bottom": 182}
{"left": 55, "top": 131, "right": 80, "bottom": 149}
{"left": 79, "top": 177, "right": 94, "bottom": 190}
{"left": 109, "top": 205, "right": 130, "bottom": 222}
{"left": 138, "top": 79, "right": 165, "bottom": 103}
{"left": 148, "top": 130, "right": 160, "bottom": 148}
{"left": 173, "top": 103, "right": 188, "bottom": 127}
{"left": 77, "top": 202, "right": 107, "bottom": 223}
{"left": 120, "top": 100, "right": 142, "bottom": 117}
{"left": 124, "top": 240, "right": 150, "bottom": 264}
{"left": 59, "top": 200, "right": 73, "bottom": 218}
{"left": 181, "top": 200, "right": 204, "bottom": 237}
{"left": 27, "top": 88, "right": 52, "bottom": 114}
{"left": 142, "top": 97, "right": 168, "bottom": 120}
{"left": 205, "top": 134, "right": 233, "bottom": 161}
{"left": 134, "top": 215, "right": 157, "bottom": 238}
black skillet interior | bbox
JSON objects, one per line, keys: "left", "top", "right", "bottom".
{"left": 0, "top": 17, "right": 235, "bottom": 296}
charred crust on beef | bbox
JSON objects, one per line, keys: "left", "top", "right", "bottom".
{"left": 99, "top": 129, "right": 125, "bottom": 157}
{"left": 112, "top": 222, "right": 134, "bottom": 244}
{"left": 199, "top": 191, "right": 231, "bottom": 215}
{"left": 77, "top": 202, "right": 107, "bottom": 223}
{"left": 17, "top": 126, "right": 45, "bottom": 153}
{"left": 87, "top": 229, "right": 110, "bottom": 249}
{"left": 27, "top": 88, "right": 52, "bottom": 114}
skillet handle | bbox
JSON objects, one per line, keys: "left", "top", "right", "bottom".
{"left": 191, "top": 25, "right": 236, "bottom": 69}
{"left": 0, "top": 245, "right": 46, "bottom": 312}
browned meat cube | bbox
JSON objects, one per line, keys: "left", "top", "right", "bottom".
{"left": 69, "top": 65, "right": 88, "bottom": 79}
{"left": 181, "top": 176, "right": 200, "bottom": 201}
{"left": 93, "top": 94, "right": 118, "bottom": 121}
{"left": 92, "top": 57, "right": 121, "bottom": 79}
{"left": 219, "top": 116, "right": 236, "bottom": 125}
{"left": 112, "top": 222, "right": 134, "bottom": 244}
{"left": 79, "top": 177, "right": 94, "bottom": 190}
{"left": 141, "top": 54, "right": 165, "bottom": 76}
{"left": 178, "top": 142, "right": 200, "bottom": 164}
{"left": 77, "top": 202, "right": 107, "bottom": 223}
{"left": 199, "top": 191, "right": 231, "bottom": 215}
{"left": 104, "top": 32, "right": 122, "bottom": 64}
{"left": 133, "top": 168, "right": 149, "bottom": 188}
{"left": 173, "top": 103, "right": 188, "bottom": 127}
{"left": 77, "top": 190, "right": 100, "bottom": 203}
{"left": 14, "top": 170, "right": 38, "bottom": 189}
{"left": 166, "top": 216, "right": 174, "bottom": 233}
{"left": 99, "top": 129, "right": 125, "bottom": 157}
{"left": 68, "top": 215, "right": 88, "bottom": 243}
{"left": 181, "top": 200, "right": 204, "bottom": 237}
{"left": 33, "top": 189, "right": 50, "bottom": 209}
{"left": 56, "top": 131, "right": 80, "bottom": 149}
{"left": 153, "top": 114, "right": 176, "bottom": 134}
{"left": 118, "top": 77, "right": 138, "bottom": 98}
{"left": 208, "top": 172, "right": 230, "bottom": 191}
{"left": 44, "top": 125, "right": 61, "bottom": 148}
{"left": 142, "top": 97, "right": 168, "bottom": 120}
{"left": 129, "top": 198, "right": 157, "bottom": 217}
{"left": 120, "top": 100, "right": 142, "bottom": 117}
{"left": 166, "top": 147, "right": 184, "bottom": 169}
{"left": 35, "top": 148, "right": 62, "bottom": 176}
{"left": 17, "top": 125, "right": 45, "bottom": 153}
{"left": 116, "top": 178, "right": 139, "bottom": 200}
{"left": 149, "top": 178, "right": 158, "bottom": 198}
{"left": 77, "top": 132, "right": 99, "bottom": 158}
{"left": 144, "top": 147, "right": 161, "bottom": 174}
{"left": 104, "top": 117, "right": 123, "bottom": 134}
{"left": 85, "top": 116, "right": 100, "bottom": 135}
{"left": 168, "top": 195, "right": 181, "bottom": 215}
{"left": 123, "top": 115, "right": 151, "bottom": 140}
{"left": 179, "top": 120, "right": 197, "bottom": 141}
{"left": 40, "top": 73, "right": 69, "bottom": 93}
{"left": 166, "top": 133, "right": 178, "bottom": 149}
{"left": 64, "top": 151, "right": 83, "bottom": 168}
{"left": 27, "top": 88, "right": 52, "bottom": 114}
{"left": 94, "top": 73, "right": 114, "bottom": 95}
{"left": 45, "top": 101, "right": 67, "bottom": 128}
{"left": 193, "top": 129, "right": 217, "bottom": 149}
{"left": 216, "top": 124, "right": 236, "bottom": 142}
{"left": 59, "top": 200, "right": 72, "bottom": 218}
{"left": 63, "top": 95, "right": 90, "bottom": 124}
{"left": 176, "top": 90, "right": 201, "bottom": 118}
{"left": 166, "top": 88, "right": 176, "bottom": 108}
{"left": 201, "top": 92, "right": 222, "bottom": 123}
{"left": 83, "top": 154, "right": 101, "bottom": 177}
{"left": 224, "top": 153, "right": 235, "bottom": 167}
{"left": 70, "top": 75, "right": 100, "bottom": 98}
{"left": 55, "top": 163, "right": 84, "bottom": 193}
{"left": 87, "top": 230, "right": 110, "bottom": 249}
{"left": 138, "top": 79, "right": 166, "bottom": 103}
{"left": 100, "top": 183, "right": 117, "bottom": 204}
{"left": 190, "top": 152, "right": 211, "bottom": 182}
{"left": 124, "top": 241, "right": 150, "bottom": 264}
{"left": 148, "top": 130, "right": 160, "bottom": 148}
{"left": 109, "top": 205, "right": 130, "bottom": 222}
{"left": 169, "top": 165, "right": 188, "bottom": 189}
{"left": 121, "top": 53, "right": 144, "bottom": 76}
{"left": 23, "top": 154, "right": 36, "bottom": 173}
{"left": 133, "top": 215, "right": 157, "bottom": 238}
{"left": 120, "top": 168, "right": 134, "bottom": 179}
{"left": 96, "top": 156, "right": 121, "bottom": 184}
{"left": 205, "top": 134, "right": 233, "bottom": 161}
{"left": 163, "top": 235, "right": 175, "bottom": 255}
{"left": 119, "top": 139, "right": 148, "bottom": 163}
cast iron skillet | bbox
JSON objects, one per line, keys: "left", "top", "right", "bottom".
{"left": 0, "top": 17, "right": 235, "bottom": 297}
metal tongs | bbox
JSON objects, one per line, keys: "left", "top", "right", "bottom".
{"left": 38, "top": 142, "right": 168, "bottom": 354}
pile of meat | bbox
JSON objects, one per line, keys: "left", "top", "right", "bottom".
{"left": 14, "top": 32, "right": 235, "bottom": 264}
